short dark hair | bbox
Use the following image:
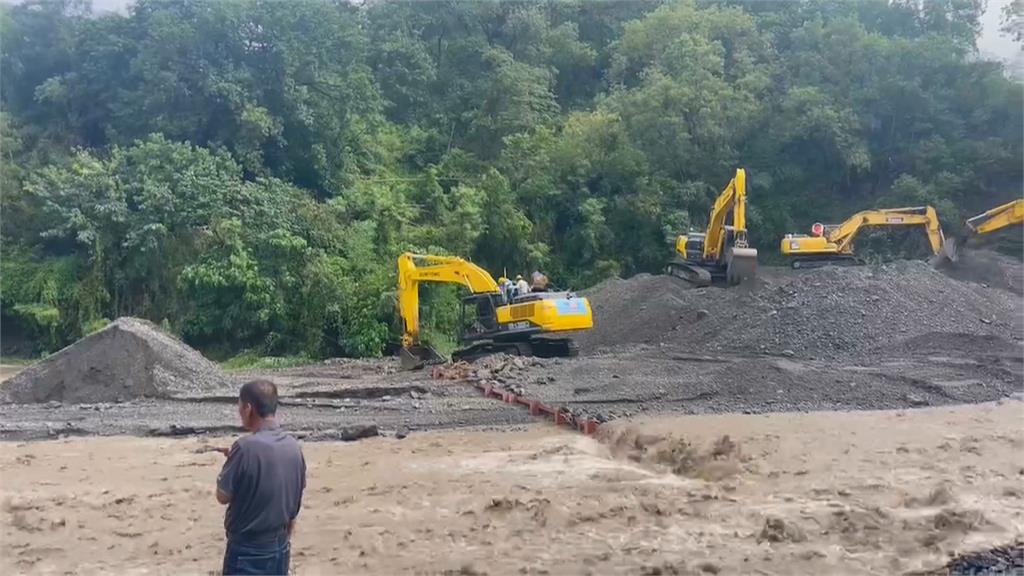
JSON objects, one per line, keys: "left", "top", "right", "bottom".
{"left": 239, "top": 379, "right": 278, "bottom": 417}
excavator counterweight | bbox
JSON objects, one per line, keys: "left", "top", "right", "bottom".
{"left": 667, "top": 168, "right": 758, "bottom": 286}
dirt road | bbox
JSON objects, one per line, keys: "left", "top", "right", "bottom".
{"left": 3, "top": 401, "right": 1022, "bottom": 575}
{"left": 2, "top": 257, "right": 1020, "bottom": 439}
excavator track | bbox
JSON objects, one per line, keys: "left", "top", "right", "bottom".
{"left": 790, "top": 255, "right": 861, "bottom": 269}
{"left": 529, "top": 337, "right": 578, "bottom": 358}
{"left": 452, "top": 338, "right": 577, "bottom": 364}
{"left": 452, "top": 342, "right": 527, "bottom": 363}
{"left": 666, "top": 260, "right": 713, "bottom": 287}
{"left": 667, "top": 249, "right": 757, "bottom": 287}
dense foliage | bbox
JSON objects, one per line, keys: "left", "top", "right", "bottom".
{"left": 2, "top": 0, "right": 1021, "bottom": 357}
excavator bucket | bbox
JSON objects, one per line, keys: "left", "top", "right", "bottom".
{"left": 940, "top": 238, "right": 959, "bottom": 263}
{"left": 930, "top": 237, "right": 960, "bottom": 269}
{"left": 726, "top": 247, "right": 758, "bottom": 286}
{"left": 399, "top": 344, "right": 446, "bottom": 371}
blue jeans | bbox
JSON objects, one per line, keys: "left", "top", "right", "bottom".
{"left": 222, "top": 537, "right": 290, "bottom": 576}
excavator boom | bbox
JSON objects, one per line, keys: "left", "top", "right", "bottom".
{"left": 398, "top": 253, "right": 498, "bottom": 347}
{"left": 703, "top": 168, "right": 748, "bottom": 260}
{"left": 782, "top": 206, "right": 945, "bottom": 268}
{"left": 965, "top": 199, "right": 1024, "bottom": 235}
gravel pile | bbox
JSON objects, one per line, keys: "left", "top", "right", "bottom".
{"left": 1, "top": 317, "right": 235, "bottom": 404}
{"left": 578, "top": 259, "right": 1022, "bottom": 359}
{"left": 578, "top": 274, "right": 701, "bottom": 350}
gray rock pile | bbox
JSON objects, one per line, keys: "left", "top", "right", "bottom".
{"left": 464, "top": 354, "right": 537, "bottom": 396}
{"left": 1, "top": 317, "right": 234, "bottom": 404}
{"left": 577, "top": 258, "right": 1022, "bottom": 359}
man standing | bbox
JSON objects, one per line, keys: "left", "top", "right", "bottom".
{"left": 217, "top": 380, "right": 306, "bottom": 576}
{"left": 498, "top": 276, "right": 514, "bottom": 303}
{"left": 515, "top": 274, "right": 530, "bottom": 297}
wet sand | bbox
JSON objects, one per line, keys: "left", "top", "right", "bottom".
{"left": 0, "top": 365, "right": 23, "bottom": 384}
{"left": 2, "top": 401, "right": 1022, "bottom": 575}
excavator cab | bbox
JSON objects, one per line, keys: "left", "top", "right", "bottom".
{"left": 450, "top": 291, "right": 588, "bottom": 362}
{"left": 675, "top": 232, "right": 706, "bottom": 261}
{"left": 460, "top": 293, "right": 501, "bottom": 338}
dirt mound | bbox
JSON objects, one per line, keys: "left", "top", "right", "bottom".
{"left": 0, "top": 318, "right": 234, "bottom": 404}
{"left": 577, "top": 261, "right": 1022, "bottom": 359}
{"left": 938, "top": 249, "right": 1023, "bottom": 295}
{"left": 580, "top": 274, "right": 702, "bottom": 350}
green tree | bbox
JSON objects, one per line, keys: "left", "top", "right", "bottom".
{"left": 2, "top": 0, "right": 1021, "bottom": 357}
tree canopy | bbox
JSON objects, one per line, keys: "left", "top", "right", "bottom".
{"left": 2, "top": 0, "right": 1021, "bottom": 357}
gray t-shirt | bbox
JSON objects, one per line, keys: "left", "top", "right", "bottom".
{"left": 217, "top": 421, "right": 306, "bottom": 543}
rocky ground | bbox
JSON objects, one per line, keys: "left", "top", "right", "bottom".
{"left": 0, "top": 360, "right": 532, "bottom": 441}
{"left": 576, "top": 259, "right": 1022, "bottom": 359}
{"left": 2, "top": 333, "right": 1019, "bottom": 440}
{"left": 0, "top": 254, "right": 1021, "bottom": 440}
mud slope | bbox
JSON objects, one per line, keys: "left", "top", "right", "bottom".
{"left": 938, "top": 248, "right": 1023, "bottom": 295}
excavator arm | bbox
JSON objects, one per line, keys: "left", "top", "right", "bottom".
{"left": 965, "top": 199, "right": 1024, "bottom": 235}
{"left": 397, "top": 253, "right": 499, "bottom": 348}
{"left": 937, "top": 199, "right": 1024, "bottom": 264}
{"left": 703, "top": 168, "right": 748, "bottom": 260}
{"left": 826, "top": 206, "right": 945, "bottom": 255}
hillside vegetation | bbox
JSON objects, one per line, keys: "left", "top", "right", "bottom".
{"left": 2, "top": 0, "right": 1021, "bottom": 357}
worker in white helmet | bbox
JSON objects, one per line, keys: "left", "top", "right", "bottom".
{"left": 515, "top": 274, "right": 529, "bottom": 297}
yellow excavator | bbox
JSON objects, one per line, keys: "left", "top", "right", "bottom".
{"left": 780, "top": 206, "right": 945, "bottom": 268}
{"left": 667, "top": 168, "right": 758, "bottom": 286}
{"left": 397, "top": 252, "right": 593, "bottom": 370}
{"left": 937, "top": 198, "right": 1024, "bottom": 263}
